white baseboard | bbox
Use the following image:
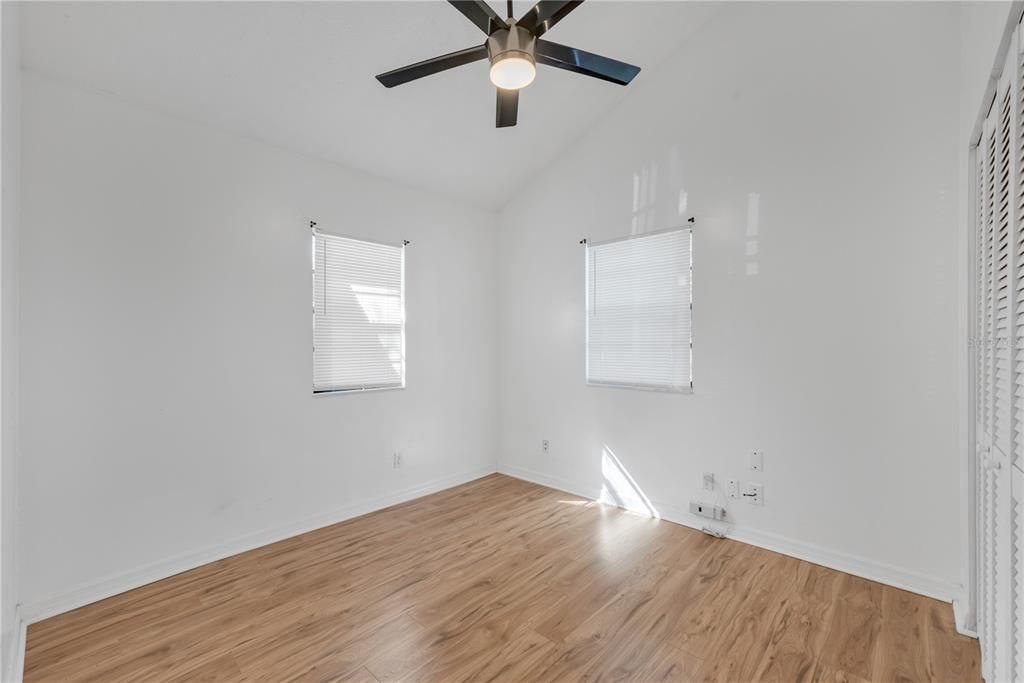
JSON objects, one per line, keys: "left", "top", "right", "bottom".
{"left": 498, "top": 463, "right": 964, "bottom": 607}
{"left": 16, "top": 460, "right": 968, "bottom": 655}
{"left": 3, "top": 605, "right": 26, "bottom": 683}
{"left": 953, "top": 598, "right": 979, "bottom": 638}
{"left": 20, "top": 465, "right": 497, "bottom": 626}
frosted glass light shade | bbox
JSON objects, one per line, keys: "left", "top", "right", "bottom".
{"left": 489, "top": 55, "right": 536, "bottom": 90}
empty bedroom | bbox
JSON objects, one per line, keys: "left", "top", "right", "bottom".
{"left": 0, "top": 0, "right": 1018, "bottom": 681}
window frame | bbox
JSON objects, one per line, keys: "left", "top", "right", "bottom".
{"left": 584, "top": 226, "right": 693, "bottom": 394}
{"left": 312, "top": 229, "right": 407, "bottom": 396}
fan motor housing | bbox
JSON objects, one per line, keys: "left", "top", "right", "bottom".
{"left": 486, "top": 25, "right": 537, "bottom": 65}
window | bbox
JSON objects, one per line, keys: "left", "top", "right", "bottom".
{"left": 585, "top": 228, "right": 692, "bottom": 392}
{"left": 313, "top": 231, "right": 405, "bottom": 393}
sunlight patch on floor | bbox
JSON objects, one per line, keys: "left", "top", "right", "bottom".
{"left": 599, "top": 445, "right": 659, "bottom": 519}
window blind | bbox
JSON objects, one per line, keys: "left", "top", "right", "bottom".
{"left": 313, "top": 232, "right": 405, "bottom": 393}
{"left": 586, "top": 228, "right": 692, "bottom": 391}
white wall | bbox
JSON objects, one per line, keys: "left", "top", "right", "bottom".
{"left": 1, "top": 1, "right": 20, "bottom": 677}
{"left": 18, "top": 73, "right": 498, "bottom": 612}
{"left": 497, "top": 2, "right": 963, "bottom": 599}
{"left": 9, "top": 0, "right": 991, "bottom": 630}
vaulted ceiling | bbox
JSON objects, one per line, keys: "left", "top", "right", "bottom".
{"left": 20, "top": 1, "right": 717, "bottom": 209}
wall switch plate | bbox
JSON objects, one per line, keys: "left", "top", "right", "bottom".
{"left": 702, "top": 472, "right": 715, "bottom": 491}
{"left": 743, "top": 483, "right": 763, "bottom": 505}
{"left": 542, "top": 440, "right": 550, "bottom": 454}
{"left": 727, "top": 479, "right": 739, "bottom": 499}
{"left": 393, "top": 452, "right": 402, "bottom": 468}
{"left": 690, "top": 501, "right": 728, "bottom": 521}
{"left": 751, "top": 450, "right": 764, "bottom": 472}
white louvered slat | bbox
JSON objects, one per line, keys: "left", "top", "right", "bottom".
{"left": 998, "top": 89, "right": 1013, "bottom": 458}
{"left": 1012, "top": 465, "right": 1024, "bottom": 682}
{"left": 982, "top": 452, "right": 991, "bottom": 677}
{"left": 1016, "top": 46, "right": 1024, "bottom": 470}
{"left": 990, "top": 120, "right": 999, "bottom": 447}
{"left": 1015, "top": 49, "right": 1024, "bottom": 471}
{"left": 996, "top": 457, "right": 1014, "bottom": 683}
{"left": 985, "top": 455, "right": 995, "bottom": 678}
{"left": 312, "top": 232, "right": 405, "bottom": 393}
{"left": 983, "top": 123, "right": 991, "bottom": 442}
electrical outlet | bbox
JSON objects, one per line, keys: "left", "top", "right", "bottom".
{"left": 393, "top": 452, "right": 402, "bottom": 468}
{"left": 751, "top": 450, "right": 764, "bottom": 472}
{"left": 542, "top": 439, "right": 550, "bottom": 454}
{"left": 727, "top": 479, "right": 739, "bottom": 499}
{"left": 743, "top": 483, "right": 763, "bottom": 505}
{"left": 702, "top": 472, "right": 715, "bottom": 491}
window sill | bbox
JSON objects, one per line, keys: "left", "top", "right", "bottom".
{"left": 586, "top": 381, "right": 693, "bottom": 394}
{"left": 314, "top": 385, "right": 405, "bottom": 396}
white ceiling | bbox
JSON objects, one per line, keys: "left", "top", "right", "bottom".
{"left": 20, "top": 1, "right": 714, "bottom": 209}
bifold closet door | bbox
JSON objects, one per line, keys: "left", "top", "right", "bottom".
{"left": 975, "top": 22, "right": 1024, "bottom": 683}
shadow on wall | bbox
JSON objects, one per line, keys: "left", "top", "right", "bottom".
{"left": 599, "top": 445, "right": 659, "bottom": 518}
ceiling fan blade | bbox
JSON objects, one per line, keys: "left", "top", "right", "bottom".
{"left": 448, "top": 1, "right": 508, "bottom": 35}
{"left": 496, "top": 88, "right": 519, "bottom": 128}
{"left": 376, "top": 45, "right": 488, "bottom": 88}
{"left": 515, "top": 1, "right": 583, "bottom": 38}
{"left": 535, "top": 39, "right": 640, "bottom": 85}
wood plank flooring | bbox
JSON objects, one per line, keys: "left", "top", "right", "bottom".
{"left": 23, "top": 474, "right": 981, "bottom": 682}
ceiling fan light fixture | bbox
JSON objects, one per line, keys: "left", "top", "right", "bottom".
{"left": 489, "top": 52, "right": 536, "bottom": 90}
{"left": 374, "top": 1, "right": 642, "bottom": 128}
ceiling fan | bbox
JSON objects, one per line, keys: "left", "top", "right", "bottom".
{"left": 375, "top": 0, "right": 641, "bottom": 128}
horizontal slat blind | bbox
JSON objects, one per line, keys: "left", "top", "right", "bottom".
{"left": 313, "top": 232, "right": 405, "bottom": 392}
{"left": 586, "top": 229, "right": 692, "bottom": 391}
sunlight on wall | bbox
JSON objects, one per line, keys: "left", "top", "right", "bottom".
{"left": 631, "top": 164, "right": 659, "bottom": 235}
{"left": 745, "top": 191, "right": 760, "bottom": 277}
{"left": 599, "top": 446, "right": 659, "bottom": 518}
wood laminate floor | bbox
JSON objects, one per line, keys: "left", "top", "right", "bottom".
{"left": 24, "top": 474, "right": 980, "bottom": 682}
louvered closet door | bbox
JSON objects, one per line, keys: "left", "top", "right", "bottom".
{"left": 1012, "top": 33, "right": 1024, "bottom": 683}
{"left": 976, "top": 31, "right": 1021, "bottom": 683}
{"left": 997, "top": 79, "right": 1014, "bottom": 683}
{"left": 978, "top": 103, "right": 992, "bottom": 679}
{"left": 995, "top": 75, "right": 1014, "bottom": 683}
{"left": 978, "top": 93, "right": 1003, "bottom": 683}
